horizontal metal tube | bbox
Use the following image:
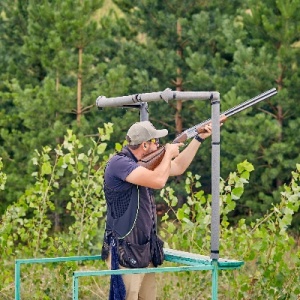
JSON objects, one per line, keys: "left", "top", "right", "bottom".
{"left": 96, "top": 88, "right": 220, "bottom": 108}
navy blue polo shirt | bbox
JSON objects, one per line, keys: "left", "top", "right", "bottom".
{"left": 104, "top": 153, "right": 139, "bottom": 191}
{"left": 104, "top": 147, "right": 155, "bottom": 243}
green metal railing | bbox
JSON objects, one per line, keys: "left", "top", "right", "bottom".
{"left": 15, "top": 248, "right": 244, "bottom": 300}
{"left": 14, "top": 255, "right": 101, "bottom": 300}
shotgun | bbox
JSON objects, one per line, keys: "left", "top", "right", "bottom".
{"left": 138, "top": 88, "right": 277, "bottom": 170}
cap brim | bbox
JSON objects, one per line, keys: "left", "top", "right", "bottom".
{"left": 153, "top": 129, "right": 168, "bottom": 139}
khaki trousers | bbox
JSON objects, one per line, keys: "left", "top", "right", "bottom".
{"left": 106, "top": 254, "right": 156, "bottom": 300}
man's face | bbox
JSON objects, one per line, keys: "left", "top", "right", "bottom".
{"left": 145, "top": 138, "right": 159, "bottom": 154}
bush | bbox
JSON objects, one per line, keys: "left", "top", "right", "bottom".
{"left": 158, "top": 162, "right": 300, "bottom": 299}
{"left": 0, "top": 131, "right": 299, "bottom": 299}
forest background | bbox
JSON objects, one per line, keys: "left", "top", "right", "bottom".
{"left": 0, "top": 0, "right": 299, "bottom": 299}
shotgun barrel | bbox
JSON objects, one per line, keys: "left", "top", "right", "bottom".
{"left": 139, "top": 88, "right": 278, "bottom": 170}
{"left": 173, "top": 88, "right": 277, "bottom": 143}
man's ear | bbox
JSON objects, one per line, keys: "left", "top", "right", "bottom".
{"left": 143, "top": 143, "right": 147, "bottom": 149}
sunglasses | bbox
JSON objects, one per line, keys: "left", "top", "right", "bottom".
{"left": 148, "top": 138, "right": 160, "bottom": 146}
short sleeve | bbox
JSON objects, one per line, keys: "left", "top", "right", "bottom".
{"left": 104, "top": 155, "right": 139, "bottom": 191}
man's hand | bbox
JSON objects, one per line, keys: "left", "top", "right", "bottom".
{"left": 199, "top": 123, "right": 212, "bottom": 139}
{"left": 197, "top": 114, "right": 226, "bottom": 139}
{"left": 165, "top": 142, "right": 184, "bottom": 159}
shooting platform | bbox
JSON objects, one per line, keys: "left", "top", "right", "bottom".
{"left": 15, "top": 248, "right": 244, "bottom": 300}
{"left": 15, "top": 87, "right": 278, "bottom": 299}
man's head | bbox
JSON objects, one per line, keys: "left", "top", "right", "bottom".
{"left": 126, "top": 121, "right": 168, "bottom": 147}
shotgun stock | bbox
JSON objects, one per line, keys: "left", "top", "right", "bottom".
{"left": 138, "top": 88, "right": 277, "bottom": 170}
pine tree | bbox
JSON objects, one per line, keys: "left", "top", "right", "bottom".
{"left": 111, "top": 0, "right": 300, "bottom": 223}
{"left": 218, "top": 0, "right": 300, "bottom": 221}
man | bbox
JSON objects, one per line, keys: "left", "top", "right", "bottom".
{"left": 102, "top": 120, "right": 214, "bottom": 300}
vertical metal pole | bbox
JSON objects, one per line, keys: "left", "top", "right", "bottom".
{"left": 211, "top": 93, "right": 220, "bottom": 299}
{"left": 139, "top": 102, "right": 149, "bottom": 121}
{"left": 210, "top": 94, "right": 220, "bottom": 260}
{"left": 73, "top": 274, "right": 79, "bottom": 300}
{"left": 211, "top": 260, "right": 218, "bottom": 300}
{"left": 15, "top": 261, "right": 21, "bottom": 300}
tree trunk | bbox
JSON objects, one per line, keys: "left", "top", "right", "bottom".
{"left": 77, "top": 47, "right": 83, "bottom": 125}
{"left": 175, "top": 19, "right": 183, "bottom": 135}
{"left": 175, "top": 19, "right": 185, "bottom": 207}
{"left": 54, "top": 70, "right": 61, "bottom": 232}
{"left": 275, "top": 64, "right": 284, "bottom": 187}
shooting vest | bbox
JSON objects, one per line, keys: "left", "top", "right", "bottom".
{"left": 102, "top": 147, "right": 156, "bottom": 268}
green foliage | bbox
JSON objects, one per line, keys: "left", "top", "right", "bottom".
{"left": 223, "top": 0, "right": 300, "bottom": 221}
{"left": 0, "top": 0, "right": 300, "bottom": 297}
{"left": 1, "top": 0, "right": 300, "bottom": 228}
{"left": 0, "top": 158, "right": 7, "bottom": 190}
{"left": 0, "top": 0, "right": 127, "bottom": 214}
{"left": 0, "top": 147, "right": 299, "bottom": 298}
{"left": 0, "top": 124, "right": 112, "bottom": 298}
{"left": 158, "top": 161, "right": 300, "bottom": 299}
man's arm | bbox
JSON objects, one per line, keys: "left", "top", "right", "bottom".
{"left": 170, "top": 123, "right": 213, "bottom": 176}
{"left": 126, "top": 122, "right": 217, "bottom": 186}
{"left": 125, "top": 143, "right": 182, "bottom": 189}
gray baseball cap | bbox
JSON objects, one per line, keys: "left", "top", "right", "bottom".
{"left": 126, "top": 121, "right": 168, "bottom": 145}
